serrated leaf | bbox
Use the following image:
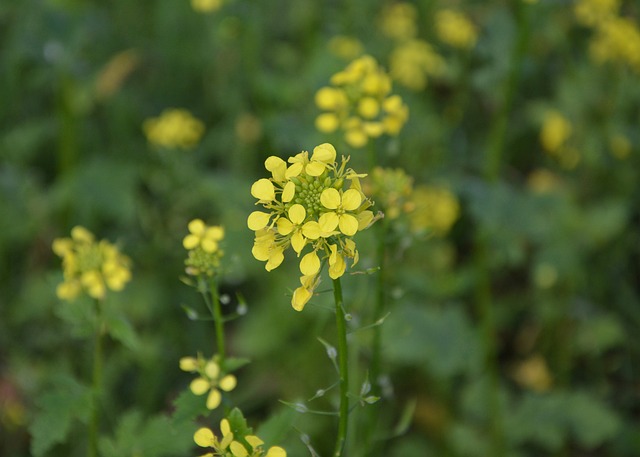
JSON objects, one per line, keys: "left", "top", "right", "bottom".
{"left": 105, "top": 311, "right": 139, "bottom": 351}
{"left": 224, "top": 356, "right": 251, "bottom": 372}
{"left": 171, "top": 388, "right": 207, "bottom": 425}
{"left": 226, "top": 407, "right": 253, "bottom": 439}
{"left": 30, "top": 375, "right": 92, "bottom": 456}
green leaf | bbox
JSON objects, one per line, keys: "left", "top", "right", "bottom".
{"left": 226, "top": 407, "right": 253, "bottom": 439}
{"left": 29, "top": 374, "right": 92, "bottom": 456}
{"left": 224, "top": 356, "right": 251, "bottom": 372}
{"left": 567, "top": 392, "right": 621, "bottom": 448}
{"left": 99, "top": 410, "right": 193, "bottom": 457}
{"left": 171, "top": 388, "right": 208, "bottom": 425}
{"left": 255, "top": 408, "right": 295, "bottom": 447}
{"left": 104, "top": 310, "right": 139, "bottom": 351}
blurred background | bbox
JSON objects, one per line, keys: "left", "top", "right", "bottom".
{"left": 1, "top": 0, "right": 639, "bottom": 456}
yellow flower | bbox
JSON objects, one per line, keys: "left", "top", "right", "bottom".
{"left": 315, "top": 56, "right": 408, "bottom": 148}
{"left": 248, "top": 143, "right": 377, "bottom": 311}
{"left": 379, "top": 2, "right": 418, "bottom": 42}
{"left": 435, "top": 9, "right": 478, "bottom": 50}
{"left": 408, "top": 186, "right": 460, "bottom": 237}
{"left": 574, "top": 0, "right": 620, "bottom": 27}
{"left": 52, "top": 226, "right": 131, "bottom": 301}
{"left": 589, "top": 16, "right": 640, "bottom": 73}
{"left": 328, "top": 35, "right": 364, "bottom": 60}
{"left": 540, "top": 110, "right": 572, "bottom": 154}
{"left": 194, "top": 417, "right": 287, "bottom": 457}
{"left": 390, "top": 39, "right": 446, "bottom": 91}
{"left": 143, "top": 108, "right": 205, "bottom": 149}
{"left": 183, "top": 219, "right": 225, "bottom": 277}
{"left": 180, "top": 355, "right": 236, "bottom": 410}
{"left": 365, "top": 167, "right": 414, "bottom": 220}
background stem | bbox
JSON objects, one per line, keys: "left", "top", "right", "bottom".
{"left": 89, "top": 299, "right": 103, "bottom": 457}
{"left": 209, "top": 278, "right": 226, "bottom": 367}
{"left": 333, "top": 277, "right": 349, "bottom": 457}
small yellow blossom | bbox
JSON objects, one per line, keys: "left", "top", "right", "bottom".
{"left": 235, "top": 113, "right": 263, "bottom": 145}
{"left": 408, "top": 186, "right": 459, "bottom": 237}
{"left": 247, "top": 143, "right": 377, "bottom": 311}
{"left": 379, "top": 2, "right": 418, "bottom": 42}
{"left": 512, "top": 355, "right": 553, "bottom": 392}
{"left": 183, "top": 219, "right": 224, "bottom": 277}
{"left": 191, "top": 0, "right": 223, "bottom": 13}
{"left": 180, "top": 354, "right": 236, "bottom": 410}
{"left": 143, "top": 108, "right": 205, "bottom": 149}
{"left": 574, "top": 0, "right": 620, "bottom": 27}
{"left": 609, "top": 134, "right": 631, "bottom": 159}
{"left": 52, "top": 226, "right": 131, "bottom": 301}
{"left": 195, "top": 417, "right": 287, "bottom": 457}
{"left": 540, "top": 110, "right": 572, "bottom": 154}
{"left": 589, "top": 16, "right": 640, "bottom": 73}
{"left": 328, "top": 35, "right": 364, "bottom": 60}
{"left": 365, "top": 167, "right": 414, "bottom": 220}
{"left": 435, "top": 9, "right": 478, "bottom": 50}
{"left": 315, "top": 55, "right": 408, "bottom": 148}
{"left": 390, "top": 39, "right": 446, "bottom": 91}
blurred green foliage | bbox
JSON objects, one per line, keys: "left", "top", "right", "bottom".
{"left": 1, "top": 0, "right": 639, "bottom": 456}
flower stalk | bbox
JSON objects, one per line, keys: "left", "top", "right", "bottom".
{"left": 332, "top": 277, "right": 349, "bottom": 457}
{"left": 89, "top": 299, "right": 104, "bottom": 457}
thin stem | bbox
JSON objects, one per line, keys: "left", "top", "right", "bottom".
{"left": 333, "top": 277, "right": 349, "bottom": 457}
{"left": 370, "top": 220, "right": 388, "bottom": 396}
{"left": 209, "top": 277, "right": 226, "bottom": 367}
{"left": 89, "top": 299, "right": 104, "bottom": 457}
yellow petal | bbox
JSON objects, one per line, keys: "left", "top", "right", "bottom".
{"left": 318, "top": 212, "right": 339, "bottom": 233}
{"left": 52, "top": 238, "right": 73, "bottom": 256}
{"left": 206, "top": 388, "right": 221, "bottom": 409}
{"left": 183, "top": 233, "right": 200, "bottom": 250}
{"left": 315, "top": 113, "right": 339, "bottom": 133}
{"left": 345, "top": 129, "right": 368, "bottom": 148}
{"left": 341, "top": 189, "right": 362, "bottom": 211}
{"left": 358, "top": 97, "right": 380, "bottom": 119}
{"left": 230, "top": 441, "right": 249, "bottom": 457}
{"left": 285, "top": 162, "right": 303, "bottom": 179}
{"left": 357, "top": 211, "right": 374, "bottom": 230}
{"left": 194, "top": 427, "right": 215, "bottom": 447}
{"left": 201, "top": 239, "right": 218, "bottom": 253}
{"left": 291, "top": 231, "right": 306, "bottom": 254}
{"left": 312, "top": 143, "right": 336, "bottom": 164}
{"left": 179, "top": 356, "right": 198, "bottom": 372}
{"left": 252, "top": 243, "right": 271, "bottom": 261}
{"left": 265, "top": 156, "right": 287, "bottom": 181}
{"left": 292, "top": 286, "right": 312, "bottom": 311}
{"left": 247, "top": 211, "right": 271, "bottom": 231}
{"left": 190, "top": 377, "right": 210, "bottom": 395}
{"left": 220, "top": 418, "right": 231, "bottom": 437}
{"left": 282, "top": 181, "right": 295, "bottom": 202}
{"left": 206, "top": 226, "right": 224, "bottom": 240}
{"left": 339, "top": 214, "right": 359, "bottom": 236}
{"left": 188, "top": 219, "right": 206, "bottom": 235}
{"left": 320, "top": 188, "right": 341, "bottom": 209}
{"left": 219, "top": 374, "right": 237, "bottom": 391}
{"left": 288, "top": 204, "right": 306, "bottom": 224}
{"left": 266, "top": 248, "right": 284, "bottom": 271}
{"left": 277, "top": 217, "right": 294, "bottom": 235}
{"left": 329, "top": 253, "right": 346, "bottom": 279}
{"left": 251, "top": 178, "right": 276, "bottom": 201}
{"left": 204, "top": 361, "right": 220, "bottom": 379}
{"left": 245, "top": 435, "right": 264, "bottom": 448}
{"left": 300, "top": 251, "right": 321, "bottom": 276}
{"left": 265, "top": 446, "right": 287, "bottom": 457}
{"left": 301, "top": 221, "right": 321, "bottom": 240}
{"left": 71, "top": 226, "right": 94, "bottom": 243}
{"left": 306, "top": 161, "right": 326, "bottom": 176}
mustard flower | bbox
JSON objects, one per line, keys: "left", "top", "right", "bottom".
{"left": 315, "top": 55, "right": 409, "bottom": 148}
{"left": 52, "top": 226, "right": 131, "bottom": 301}
{"left": 180, "top": 354, "right": 236, "bottom": 410}
{"left": 143, "top": 108, "right": 205, "bottom": 149}
{"left": 407, "top": 185, "right": 460, "bottom": 237}
{"left": 194, "top": 418, "right": 286, "bottom": 457}
{"left": 389, "top": 39, "right": 446, "bottom": 91}
{"left": 365, "top": 167, "right": 414, "bottom": 221}
{"left": 435, "top": 9, "right": 478, "bottom": 50}
{"left": 379, "top": 2, "right": 418, "bottom": 42}
{"left": 574, "top": 0, "right": 620, "bottom": 27}
{"left": 589, "top": 16, "right": 640, "bottom": 73}
{"left": 191, "top": 0, "right": 223, "bottom": 13}
{"left": 247, "top": 143, "right": 377, "bottom": 311}
{"left": 183, "top": 219, "right": 225, "bottom": 277}
{"left": 328, "top": 35, "right": 364, "bottom": 61}
{"left": 540, "top": 110, "right": 580, "bottom": 169}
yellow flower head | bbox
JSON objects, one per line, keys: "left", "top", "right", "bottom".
{"left": 435, "top": 9, "right": 478, "bottom": 50}
{"left": 247, "top": 143, "right": 377, "bottom": 311}
{"left": 180, "top": 354, "right": 237, "bottom": 410}
{"left": 143, "top": 108, "right": 205, "bottom": 149}
{"left": 52, "top": 226, "right": 131, "bottom": 301}
{"left": 379, "top": 2, "right": 418, "bottom": 42}
{"left": 574, "top": 0, "right": 620, "bottom": 27}
{"left": 315, "top": 55, "right": 409, "bottom": 148}
{"left": 191, "top": 0, "right": 224, "bottom": 13}
{"left": 365, "top": 167, "right": 414, "bottom": 220}
{"left": 589, "top": 16, "right": 640, "bottom": 73}
{"left": 183, "top": 219, "right": 225, "bottom": 277}
{"left": 194, "top": 417, "right": 287, "bottom": 457}
{"left": 328, "top": 35, "right": 364, "bottom": 61}
{"left": 407, "top": 185, "right": 460, "bottom": 237}
{"left": 390, "top": 39, "right": 446, "bottom": 91}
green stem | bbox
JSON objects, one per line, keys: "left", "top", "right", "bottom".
{"left": 370, "top": 220, "right": 388, "bottom": 397}
{"left": 209, "top": 278, "right": 226, "bottom": 367}
{"left": 333, "top": 277, "right": 349, "bottom": 457}
{"left": 89, "top": 299, "right": 104, "bottom": 457}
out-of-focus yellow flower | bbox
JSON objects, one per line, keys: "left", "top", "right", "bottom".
{"left": 315, "top": 55, "right": 408, "bottom": 148}
{"left": 180, "top": 354, "right": 236, "bottom": 410}
{"left": 390, "top": 39, "right": 446, "bottom": 91}
{"left": 248, "top": 143, "right": 378, "bottom": 311}
{"left": 365, "top": 167, "right": 414, "bottom": 220}
{"left": 435, "top": 9, "right": 478, "bottom": 50}
{"left": 191, "top": 0, "right": 223, "bottom": 13}
{"left": 143, "top": 108, "right": 205, "bottom": 149}
{"left": 512, "top": 355, "right": 553, "bottom": 392}
{"left": 183, "top": 219, "right": 225, "bottom": 277}
{"left": 408, "top": 185, "right": 459, "bottom": 237}
{"left": 540, "top": 110, "right": 572, "bottom": 154}
{"left": 379, "top": 2, "right": 418, "bottom": 42}
{"left": 52, "top": 226, "right": 131, "bottom": 301}
{"left": 589, "top": 16, "right": 640, "bottom": 73}
{"left": 95, "top": 49, "right": 138, "bottom": 100}
{"left": 235, "top": 113, "right": 263, "bottom": 145}
{"left": 195, "top": 418, "right": 287, "bottom": 457}
{"left": 609, "top": 134, "right": 631, "bottom": 159}
{"left": 527, "top": 168, "right": 562, "bottom": 194}
{"left": 328, "top": 35, "right": 364, "bottom": 60}
{"left": 574, "top": 0, "right": 620, "bottom": 27}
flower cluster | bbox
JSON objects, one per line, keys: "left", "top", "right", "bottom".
{"left": 407, "top": 185, "right": 460, "bottom": 237}
{"left": 389, "top": 40, "right": 446, "bottom": 91}
{"left": 314, "top": 56, "right": 409, "bottom": 148}
{"left": 180, "top": 354, "right": 237, "bottom": 410}
{"left": 365, "top": 167, "right": 414, "bottom": 220}
{"left": 191, "top": 0, "right": 224, "bottom": 13}
{"left": 328, "top": 35, "right": 364, "bottom": 61}
{"left": 540, "top": 110, "right": 580, "bottom": 169}
{"left": 183, "top": 219, "right": 225, "bottom": 276}
{"left": 574, "top": 0, "right": 620, "bottom": 27}
{"left": 247, "top": 143, "right": 376, "bottom": 311}
{"left": 52, "top": 226, "right": 131, "bottom": 301}
{"left": 379, "top": 2, "right": 418, "bottom": 42}
{"left": 143, "top": 108, "right": 205, "bottom": 149}
{"left": 194, "top": 418, "right": 286, "bottom": 457}
{"left": 435, "top": 9, "right": 478, "bottom": 50}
